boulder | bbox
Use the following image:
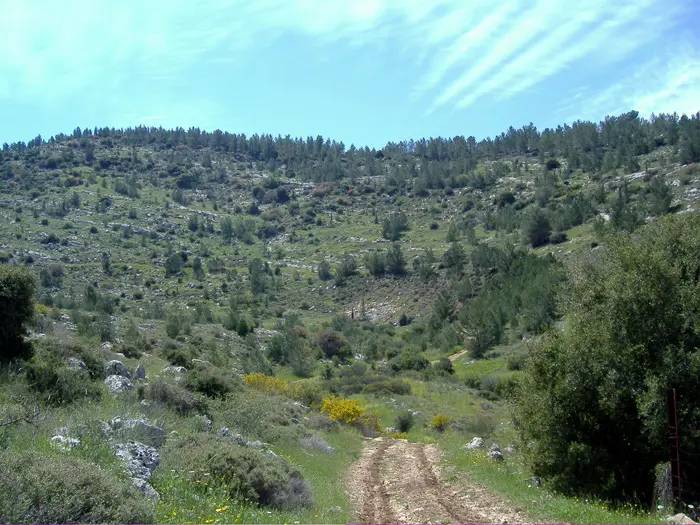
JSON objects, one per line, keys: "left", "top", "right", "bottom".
{"left": 114, "top": 442, "right": 160, "bottom": 481}
{"left": 667, "top": 514, "right": 697, "bottom": 525}
{"left": 105, "top": 360, "right": 131, "bottom": 379}
{"left": 108, "top": 418, "right": 166, "bottom": 448}
{"left": 104, "top": 375, "right": 134, "bottom": 394}
{"left": 464, "top": 437, "right": 485, "bottom": 450}
{"left": 196, "top": 415, "right": 213, "bottom": 433}
{"left": 134, "top": 364, "right": 146, "bottom": 380}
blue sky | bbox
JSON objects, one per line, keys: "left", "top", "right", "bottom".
{"left": 1, "top": 0, "right": 699, "bottom": 148}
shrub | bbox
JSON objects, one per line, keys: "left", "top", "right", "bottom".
{"left": 0, "top": 264, "right": 35, "bottom": 361}
{"left": 143, "top": 377, "right": 201, "bottom": 414}
{"left": 362, "top": 379, "right": 411, "bottom": 396}
{"left": 0, "top": 449, "right": 154, "bottom": 523}
{"left": 186, "top": 364, "right": 239, "bottom": 398}
{"left": 299, "top": 434, "right": 334, "bottom": 454}
{"left": 429, "top": 413, "right": 450, "bottom": 432}
{"left": 315, "top": 330, "right": 351, "bottom": 360}
{"left": 243, "top": 373, "right": 290, "bottom": 395}
{"left": 159, "top": 434, "right": 312, "bottom": 509}
{"left": 395, "top": 411, "right": 415, "bottom": 433}
{"left": 320, "top": 396, "right": 364, "bottom": 423}
{"left": 522, "top": 207, "right": 551, "bottom": 247}
{"left": 432, "top": 356, "right": 455, "bottom": 374}
{"left": 162, "top": 345, "right": 192, "bottom": 368}
{"left": 25, "top": 344, "right": 103, "bottom": 405}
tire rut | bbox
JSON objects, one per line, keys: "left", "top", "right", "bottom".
{"left": 346, "top": 437, "right": 527, "bottom": 524}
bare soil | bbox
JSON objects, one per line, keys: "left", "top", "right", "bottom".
{"left": 345, "top": 437, "right": 528, "bottom": 524}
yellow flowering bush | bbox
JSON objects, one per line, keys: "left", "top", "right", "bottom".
{"left": 243, "top": 373, "right": 292, "bottom": 395}
{"left": 429, "top": 413, "right": 450, "bottom": 432}
{"left": 320, "top": 396, "right": 364, "bottom": 423}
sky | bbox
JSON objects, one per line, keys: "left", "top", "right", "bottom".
{"left": 0, "top": 0, "right": 699, "bottom": 149}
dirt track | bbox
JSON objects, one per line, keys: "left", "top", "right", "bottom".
{"left": 346, "top": 437, "right": 527, "bottom": 524}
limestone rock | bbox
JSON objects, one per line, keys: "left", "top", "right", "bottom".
{"left": 104, "top": 375, "right": 134, "bottom": 394}
{"left": 105, "top": 360, "right": 131, "bottom": 379}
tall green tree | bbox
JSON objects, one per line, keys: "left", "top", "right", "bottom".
{"left": 0, "top": 265, "right": 35, "bottom": 361}
{"left": 515, "top": 213, "right": 700, "bottom": 502}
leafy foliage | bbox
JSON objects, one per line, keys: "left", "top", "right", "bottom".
{"left": 0, "top": 264, "right": 35, "bottom": 361}
{"left": 515, "top": 212, "right": 700, "bottom": 502}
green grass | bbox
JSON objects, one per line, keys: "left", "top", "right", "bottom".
{"left": 153, "top": 426, "right": 362, "bottom": 524}
{"left": 438, "top": 432, "right": 668, "bottom": 524}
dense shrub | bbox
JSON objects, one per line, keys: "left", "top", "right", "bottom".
{"left": 159, "top": 434, "right": 312, "bottom": 509}
{"left": 395, "top": 411, "right": 415, "bottom": 433}
{"left": 315, "top": 330, "right": 351, "bottom": 360}
{"left": 0, "top": 449, "right": 154, "bottom": 523}
{"left": 389, "top": 352, "right": 429, "bottom": 373}
{"left": 320, "top": 396, "right": 364, "bottom": 423}
{"left": 0, "top": 264, "right": 35, "bottom": 361}
{"left": 515, "top": 213, "right": 700, "bottom": 502}
{"left": 429, "top": 413, "right": 450, "bottom": 432}
{"left": 185, "top": 364, "right": 239, "bottom": 398}
{"left": 25, "top": 343, "right": 103, "bottom": 405}
{"left": 143, "top": 377, "right": 201, "bottom": 414}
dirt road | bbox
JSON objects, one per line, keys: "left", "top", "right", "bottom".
{"left": 346, "top": 437, "right": 527, "bottom": 524}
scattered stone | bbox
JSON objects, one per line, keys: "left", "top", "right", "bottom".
{"left": 66, "top": 357, "right": 87, "bottom": 371}
{"left": 246, "top": 440, "right": 265, "bottom": 448}
{"left": 50, "top": 435, "right": 80, "bottom": 451}
{"left": 385, "top": 427, "right": 397, "bottom": 434}
{"left": 105, "top": 360, "right": 131, "bottom": 379}
{"left": 524, "top": 477, "right": 541, "bottom": 487}
{"left": 104, "top": 375, "right": 134, "bottom": 394}
{"left": 504, "top": 444, "right": 515, "bottom": 454}
{"left": 329, "top": 505, "right": 342, "bottom": 513}
{"left": 196, "top": 415, "right": 213, "bottom": 433}
{"left": 488, "top": 444, "right": 504, "bottom": 461}
{"left": 134, "top": 364, "right": 146, "bottom": 380}
{"left": 162, "top": 365, "right": 187, "bottom": 375}
{"left": 464, "top": 437, "right": 485, "bottom": 450}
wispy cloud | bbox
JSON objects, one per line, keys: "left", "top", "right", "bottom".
{"left": 564, "top": 43, "right": 700, "bottom": 121}
{"left": 0, "top": 0, "right": 696, "bottom": 132}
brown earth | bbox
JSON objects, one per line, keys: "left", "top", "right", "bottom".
{"left": 345, "top": 437, "right": 528, "bottom": 524}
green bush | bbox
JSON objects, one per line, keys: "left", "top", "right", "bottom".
{"left": 159, "top": 434, "right": 312, "bottom": 509}
{"left": 25, "top": 345, "right": 103, "bottom": 405}
{"left": 0, "top": 449, "right": 154, "bottom": 523}
{"left": 0, "top": 264, "right": 35, "bottom": 361}
{"left": 185, "top": 363, "right": 239, "bottom": 398}
{"left": 162, "top": 345, "right": 193, "bottom": 368}
{"left": 515, "top": 213, "right": 700, "bottom": 502}
{"left": 315, "top": 330, "right": 351, "bottom": 360}
{"left": 362, "top": 379, "right": 411, "bottom": 396}
{"left": 394, "top": 411, "right": 415, "bottom": 433}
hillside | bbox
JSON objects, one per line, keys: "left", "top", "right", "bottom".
{"left": 0, "top": 110, "right": 699, "bottom": 524}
